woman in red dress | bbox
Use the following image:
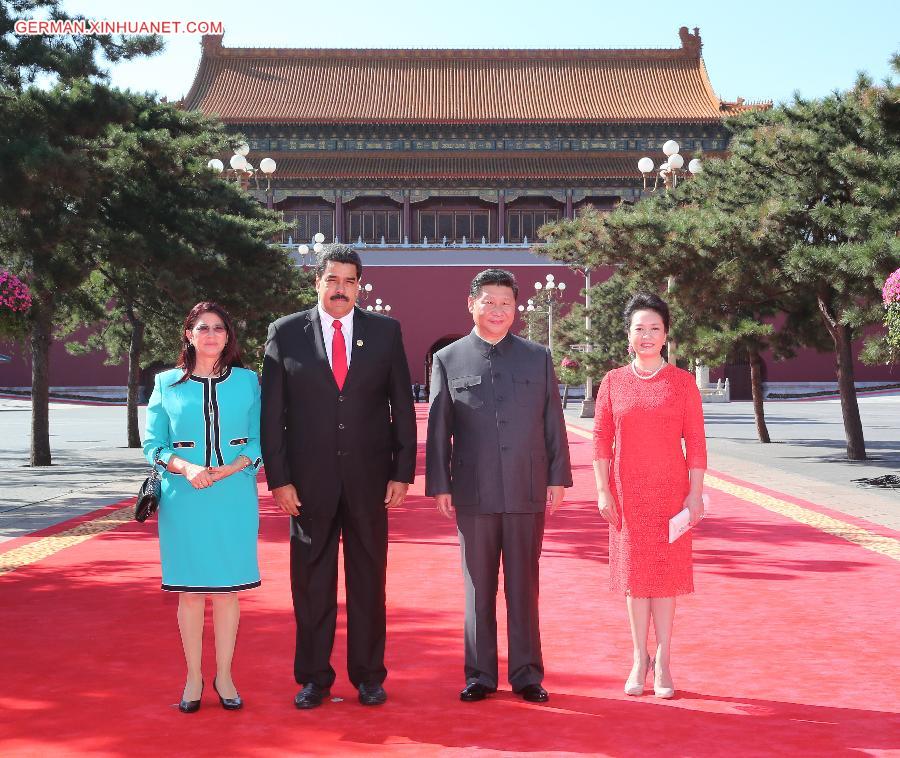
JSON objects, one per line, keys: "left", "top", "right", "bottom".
{"left": 593, "top": 293, "right": 707, "bottom": 699}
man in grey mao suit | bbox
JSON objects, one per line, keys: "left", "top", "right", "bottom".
{"left": 425, "top": 268, "right": 572, "bottom": 704}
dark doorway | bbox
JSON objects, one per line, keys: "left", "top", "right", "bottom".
{"left": 723, "top": 352, "right": 763, "bottom": 401}
{"left": 424, "top": 334, "right": 466, "bottom": 398}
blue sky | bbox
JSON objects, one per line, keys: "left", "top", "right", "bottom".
{"left": 58, "top": 0, "right": 899, "bottom": 105}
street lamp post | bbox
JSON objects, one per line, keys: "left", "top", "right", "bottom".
{"left": 298, "top": 232, "right": 326, "bottom": 265}
{"left": 362, "top": 282, "right": 393, "bottom": 315}
{"left": 518, "top": 298, "right": 537, "bottom": 341}
{"left": 580, "top": 267, "right": 594, "bottom": 418}
{"left": 534, "top": 274, "right": 566, "bottom": 352}
{"left": 208, "top": 141, "right": 278, "bottom": 208}
{"left": 637, "top": 140, "right": 702, "bottom": 364}
{"left": 518, "top": 273, "right": 566, "bottom": 350}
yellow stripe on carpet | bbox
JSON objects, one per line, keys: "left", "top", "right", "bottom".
{"left": 0, "top": 505, "right": 135, "bottom": 577}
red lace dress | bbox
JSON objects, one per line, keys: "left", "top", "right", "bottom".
{"left": 593, "top": 363, "right": 707, "bottom": 597}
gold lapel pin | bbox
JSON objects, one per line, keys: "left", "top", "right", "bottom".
{"left": 356, "top": 339, "right": 364, "bottom": 347}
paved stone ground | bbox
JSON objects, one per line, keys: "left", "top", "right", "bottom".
{"left": 1, "top": 394, "right": 898, "bottom": 544}
{"left": 0, "top": 399, "right": 146, "bottom": 543}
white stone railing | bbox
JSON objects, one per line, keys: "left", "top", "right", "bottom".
{"left": 695, "top": 363, "right": 730, "bottom": 403}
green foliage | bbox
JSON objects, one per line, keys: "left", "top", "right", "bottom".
{"left": 0, "top": 0, "right": 162, "bottom": 91}
{"left": 53, "top": 93, "right": 314, "bottom": 372}
{"left": 0, "top": 1, "right": 164, "bottom": 462}
{"left": 0, "top": 307, "right": 28, "bottom": 340}
{"left": 885, "top": 304, "right": 900, "bottom": 354}
{"left": 538, "top": 53, "right": 900, "bottom": 456}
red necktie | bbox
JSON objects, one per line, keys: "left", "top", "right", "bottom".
{"left": 331, "top": 320, "right": 348, "bottom": 390}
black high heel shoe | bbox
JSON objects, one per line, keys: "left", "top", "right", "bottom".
{"left": 179, "top": 681, "right": 204, "bottom": 713}
{"left": 213, "top": 677, "right": 243, "bottom": 710}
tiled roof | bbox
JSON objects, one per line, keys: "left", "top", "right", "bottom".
{"left": 184, "top": 30, "right": 735, "bottom": 125}
{"left": 257, "top": 152, "right": 720, "bottom": 181}
{"left": 720, "top": 98, "right": 773, "bottom": 114}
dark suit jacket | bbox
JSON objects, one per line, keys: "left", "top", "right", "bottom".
{"left": 261, "top": 306, "right": 416, "bottom": 534}
{"left": 425, "top": 331, "right": 572, "bottom": 513}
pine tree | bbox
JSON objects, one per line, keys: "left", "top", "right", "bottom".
{"left": 734, "top": 71, "right": 900, "bottom": 459}
{"left": 58, "top": 96, "right": 315, "bottom": 447}
{"left": 0, "top": 1, "right": 161, "bottom": 464}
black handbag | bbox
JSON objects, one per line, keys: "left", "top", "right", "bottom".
{"left": 135, "top": 448, "right": 163, "bottom": 523}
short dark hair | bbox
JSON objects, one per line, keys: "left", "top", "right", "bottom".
{"left": 470, "top": 268, "right": 519, "bottom": 300}
{"left": 315, "top": 244, "right": 362, "bottom": 280}
{"left": 624, "top": 292, "right": 670, "bottom": 332}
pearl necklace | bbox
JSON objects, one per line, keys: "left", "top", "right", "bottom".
{"left": 630, "top": 358, "right": 667, "bottom": 381}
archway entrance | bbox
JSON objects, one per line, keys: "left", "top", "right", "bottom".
{"left": 424, "top": 334, "right": 465, "bottom": 398}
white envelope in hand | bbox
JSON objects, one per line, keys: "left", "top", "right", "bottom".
{"left": 668, "top": 494, "right": 710, "bottom": 544}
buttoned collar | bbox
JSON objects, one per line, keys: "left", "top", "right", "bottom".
{"left": 468, "top": 328, "right": 511, "bottom": 358}
{"left": 317, "top": 303, "right": 354, "bottom": 332}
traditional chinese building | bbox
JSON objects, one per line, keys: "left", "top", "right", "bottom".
{"left": 184, "top": 27, "right": 746, "bottom": 390}
{"left": 2, "top": 28, "right": 893, "bottom": 397}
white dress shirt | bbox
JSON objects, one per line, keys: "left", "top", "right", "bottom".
{"left": 318, "top": 304, "right": 354, "bottom": 370}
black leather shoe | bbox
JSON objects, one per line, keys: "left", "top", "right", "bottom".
{"left": 358, "top": 683, "right": 387, "bottom": 706}
{"left": 460, "top": 682, "right": 497, "bottom": 702}
{"left": 213, "top": 677, "right": 243, "bottom": 711}
{"left": 179, "top": 681, "right": 203, "bottom": 713}
{"left": 294, "top": 683, "right": 329, "bottom": 709}
{"left": 518, "top": 684, "right": 549, "bottom": 703}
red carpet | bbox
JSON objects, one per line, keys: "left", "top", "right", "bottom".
{"left": 1, "top": 407, "right": 899, "bottom": 756}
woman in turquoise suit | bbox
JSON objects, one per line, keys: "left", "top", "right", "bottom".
{"left": 143, "top": 301, "right": 262, "bottom": 714}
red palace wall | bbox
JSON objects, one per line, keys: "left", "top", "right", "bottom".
{"left": 358, "top": 265, "right": 586, "bottom": 385}
{"left": 2, "top": 265, "right": 897, "bottom": 390}
{"left": 1, "top": 335, "right": 127, "bottom": 388}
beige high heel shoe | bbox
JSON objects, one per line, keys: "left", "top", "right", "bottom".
{"left": 653, "top": 667, "right": 675, "bottom": 699}
{"left": 624, "top": 656, "right": 654, "bottom": 696}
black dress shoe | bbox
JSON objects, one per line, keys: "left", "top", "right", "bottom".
{"left": 518, "top": 684, "right": 549, "bottom": 703}
{"left": 213, "top": 677, "right": 243, "bottom": 711}
{"left": 179, "top": 681, "right": 204, "bottom": 713}
{"left": 294, "top": 683, "right": 329, "bottom": 709}
{"left": 358, "top": 683, "right": 387, "bottom": 706}
{"left": 460, "top": 682, "right": 497, "bottom": 702}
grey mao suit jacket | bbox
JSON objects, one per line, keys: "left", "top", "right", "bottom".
{"left": 426, "top": 330, "right": 572, "bottom": 513}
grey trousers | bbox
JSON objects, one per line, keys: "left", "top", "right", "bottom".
{"left": 455, "top": 511, "right": 545, "bottom": 691}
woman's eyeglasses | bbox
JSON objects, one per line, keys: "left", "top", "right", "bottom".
{"left": 193, "top": 325, "right": 227, "bottom": 335}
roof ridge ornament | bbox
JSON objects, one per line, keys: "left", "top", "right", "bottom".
{"left": 202, "top": 33, "right": 223, "bottom": 57}
{"left": 678, "top": 26, "right": 702, "bottom": 57}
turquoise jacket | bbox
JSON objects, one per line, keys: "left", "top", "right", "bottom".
{"left": 143, "top": 366, "right": 263, "bottom": 476}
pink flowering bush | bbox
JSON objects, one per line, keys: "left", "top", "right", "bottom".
{"left": 884, "top": 268, "right": 900, "bottom": 354}
{"left": 558, "top": 355, "right": 584, "bottom": 385}
{"left": 0, "top": 270, "right": 32, "bottom": 339}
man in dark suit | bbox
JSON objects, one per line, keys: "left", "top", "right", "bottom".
{"left": 426, "top": 268, "right": 572, "bottom": 704}
{"left": 261, "top": 245, "right": 416, "bottom": 709}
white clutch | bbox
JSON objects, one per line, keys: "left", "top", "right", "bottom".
{"left": 668, "top": 494, "right": 710, "bottom": 544}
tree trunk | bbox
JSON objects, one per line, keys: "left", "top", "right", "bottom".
{"left": 834, "top": 323, "right": 866, "bottom": 460}
{"left": 748, "top": 346, "right": 771, "bottom": 443}
{"left": 29, "top": 292, "right": 54, "bottom": 466}
{"left": 562, "top": 384, "right": 569, "bottom": 409}
{"left": 126, "top": 315, "right": 145, "bottom": 448}
{"left": 817, "top": 294, "right": 866, "bottom": 460}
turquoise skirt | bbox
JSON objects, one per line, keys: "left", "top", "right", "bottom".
{"left": 157, "top": 470, "right": 260, "bottom": 592}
